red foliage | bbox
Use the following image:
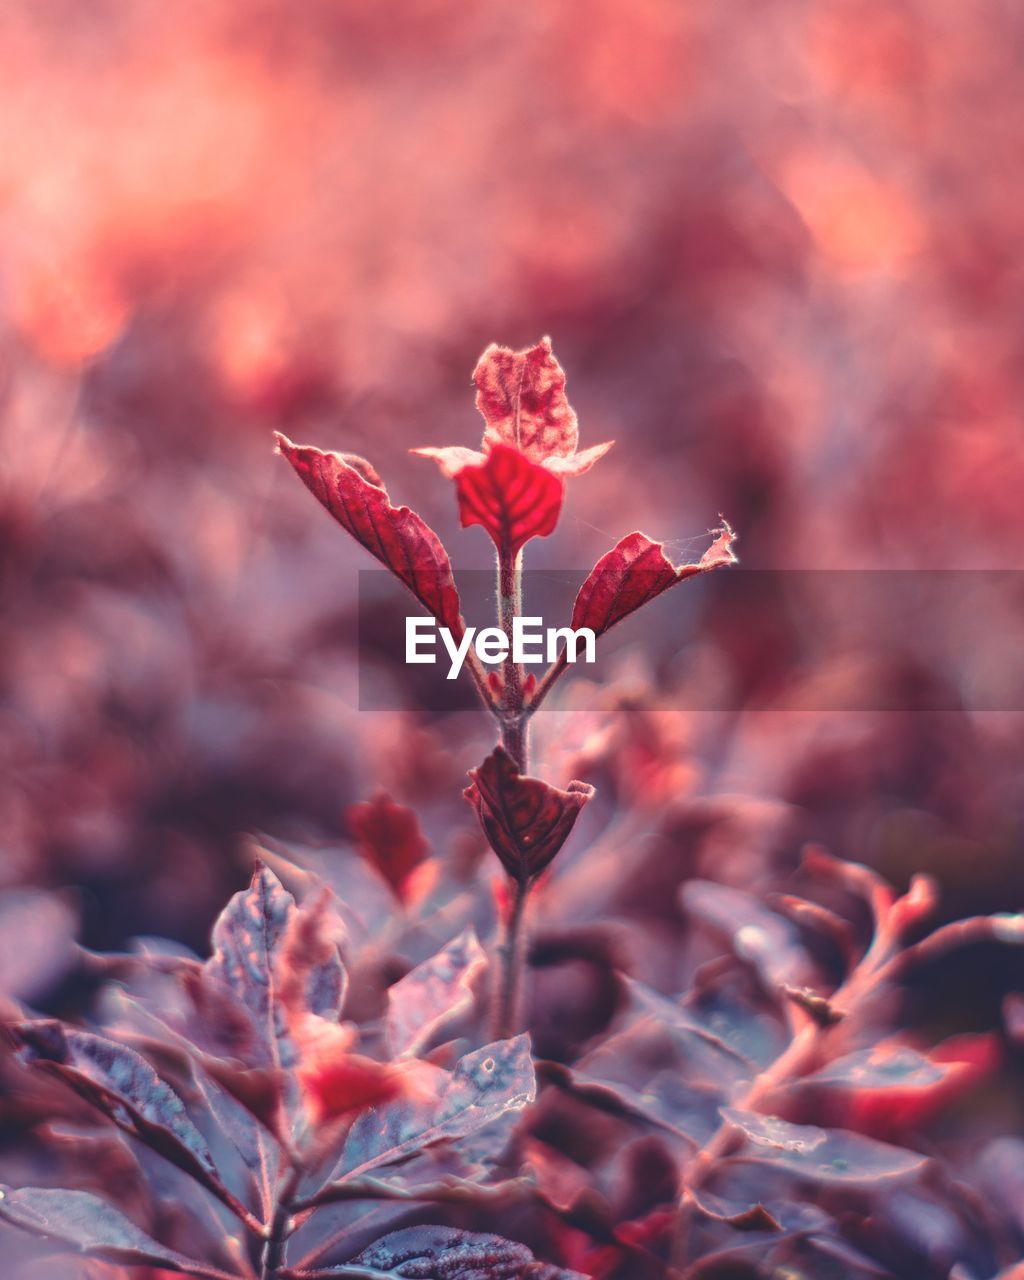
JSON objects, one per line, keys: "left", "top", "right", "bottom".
{"left": 448, "top": 444, "right": 565, "bottom": 557}
{"left": 347, "top": 792, "right": 431, "bottom": 900}
{"left": 275, "top": 434, "right": 462, "bottom": 633}
{"left": 472, "top": 337, "right": 612, "bottom": 476}
{"left": 414, "top": 338, "right": 611, "bottom": 555}
{"left": 465, "top": 747, "right": 594, "bottom": 883}
{"left": 572, "top": 523, "right": 737, "bottom": 637}
{"left": 296, "top": 1035, "right": 402, "bottom": 1126}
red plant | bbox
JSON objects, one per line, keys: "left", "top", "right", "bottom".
{"left": 277, "top": 337, "right": 736, "bottom": 1040}
{"left": 1, "top": 342, "right": 1022, "bottom": 1280}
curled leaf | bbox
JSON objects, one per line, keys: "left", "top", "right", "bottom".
{"left": 276, "top": 433, "right": 461, "bottom": 633}
{"left": 465, "top": 747, "right": 594, "bottom": 883}
{"left": 416, "top": 337, "right": 612, "bottom": 486}
{"left": 571, "top": 524, "right": 736, "bottom": 637}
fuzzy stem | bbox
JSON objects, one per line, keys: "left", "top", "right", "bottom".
{"left": 500, "top": 715, "right": 528, "bottom": 774}
{"left": 497, "top": 547, "right": 526, "bottom": 766}
{"left": 490, "top": 544, "right": 533, "bottom": 1040}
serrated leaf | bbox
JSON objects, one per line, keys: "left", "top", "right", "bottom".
{"left": 331, "top": 1037, "right": 535, "bottom": 1184}
{"left": 386, "top": 927, "right": 487, "bottom": 1058}
{"left": 571, "top": 525, "right": 736, "bottom": 637}
{"left": 348, "top": 1223, "right": 586, "bottom": 1279}
{"left": 276, "top": 434, "right": 462, "bottom": 633}
{"left": 0, "top": 1185, "right": 238, "bottom": 1280}
{"left": 720, "top": 1109, "right": 929, "bottom": 1183}
{"left": 465, "top": 747, "right": 594, "bottom": 883}
{"left": 475, "top": 337, "right": 580, "bottom": 462}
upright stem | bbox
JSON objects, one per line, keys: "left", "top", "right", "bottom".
{"left": 500, "top": 716, "right": 528, "bottom": 774}
{"left": 497, "top": 547, "right": 525, "bottom": 767}
{"left": 492, "top": 875, "right": 530, "bottom": 1040}
{"left": 492, "top": 544, "right": 531, "bottom": 1039}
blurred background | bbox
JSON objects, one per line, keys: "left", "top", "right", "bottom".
{"left": 1, "top": 0, "right": 1023, "bottom": 982}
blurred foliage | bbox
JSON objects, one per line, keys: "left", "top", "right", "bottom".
{"left": 1, "top": 0, "right": 1022, "bottom": 975}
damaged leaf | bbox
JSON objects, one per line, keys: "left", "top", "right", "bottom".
{"left": 571, "top": 524, "right": 736, "bottom": 637}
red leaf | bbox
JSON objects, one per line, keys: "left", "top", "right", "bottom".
{"left": 297, "top": 1032, "right": 403, "bottom": 1125}
{"left": 465, "top": 747, "right": 594, "bottom": 883}
{"left": 450, "top": 443, "right": 564, "bottom": 556}
{"left": 800, "top": 1035, "right": 999, "bottom": 1137}
{"left": 474, "top": 336, "right": 611, "bottom": 475}
{"left": 571, "top": 522, "right": 737, "bottom": 637}
{"left": 275, "top": 433, "right": 461, "bottom": 633}
{"left": 348, "top": 792, "right": 430, "bottom": 900}
{"left": 415, "top": 339, "right": 610, "bottom": 498}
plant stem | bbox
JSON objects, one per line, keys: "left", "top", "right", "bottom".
{"left": 499, "top": 715, "right": 528, "bottom": 773}
{"left": 490, "top": 544, "right": 533, "bottom": 1041}
{"left": 262, "top": 1161, "right": 302, "bottom": 1280}
{"left": 492, "top": 875, "right": 530, "bottom": 1040}
{"left": 497, "top": 547, "right": 526, "bottom": 767}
